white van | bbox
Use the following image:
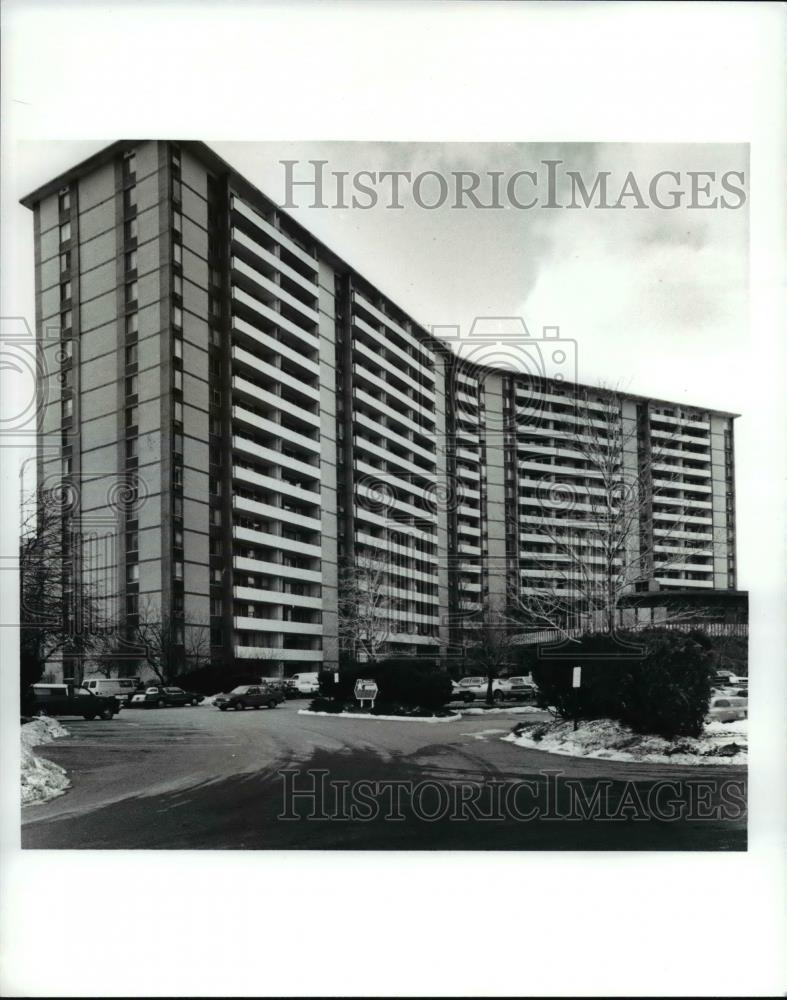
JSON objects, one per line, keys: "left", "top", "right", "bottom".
{"left": 290, "top": 672, "right": 320, "bottom": 695}
{"left": 82, "top": 677, "right": 141, "bottom": 703}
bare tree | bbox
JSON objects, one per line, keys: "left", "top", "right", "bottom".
{"left": 133, "top": 597, "right": 210, "bottom": 684}
{"left": 19, "top": 485, "right": 110, "bottom": 691}
{"left": 508, "top": 385, "right": 714, "bottom": 639}
{"left": 337, "top": 550, "right": 393, "bottom": 664}
{"left": 463, "top": 615, "right": 518, "bottom": 705}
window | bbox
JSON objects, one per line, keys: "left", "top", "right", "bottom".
{"left": 124, "top": 187, "right": 137, "bottom": 214}
{"left": 174, "top": 400, "right": 183, "bottom": 423}
{"left": 126, "top": 594, "right": 139, "bottom": 615}
{"left": 173, "top": 431, "right": 183, "bottom": 454}
{"left": 126, "top": 437, "right": 137, "bottom": 459}
{"left": 174, "top": 369, "right": 183, "bottom": 392}
{"left": 173, "top": 211, "right": 182, "bottom": 235}
{"left": 62, "top": 455, "right": 72, "bottom": 475}
{"left": 126, "top": 374, "right": 138, "bottom": 396}
{"left": 173, "top": 242, "right": 182, "bottom": 266}
{"left": 172, "top": 178, "right": 182, "bottom": 203}
{"left": 58, "top": 190, "right": 70, "bottom": 214}
{"left": 61, "top": 310, "right": 72, "bottom": 333}
{"left": 173, "top": 274, "right": 182, "bottom": 298}
{"left": 126, "top": 312, "right": 138, "bottom": 336}
{"left": 126, "top": 281, "right": 138, "bottom": 305}
{"left": 125, "top": 344, "right": 138, "bottom": 366}
{"left": 60, "top": 250, "right": 71, "bottom": 273}
{"left": 123, "top": 150, "right": 136, "bottom": 180}
{"left": 173, "top": 465, "right": 183, "bottom": 486}
{"left": 174, "top": 496, "right": 183, "bottom": 518}
{"left": 124, "top": 218, "right": 138, "bottom": 243}
{"left": 173, "top": 305, "right": 182, "bottom": 328}
{"left": 61, "top": 397, "right": 73, "bottom": 420}
{"left": 211, "top": 568, "right": 222, "bottom": 583}
{"left": 171, "top": 147, "right": 181, "bottom": 172}
{"left": 211, "top": 508, "right": 222, "bottom": 526}
{"left": 174, "top": 561, "right": 184, "bottom": 581}
{"left": 211, "top": 598, "right": 222, "bottom": 616}
{"left": 61, "top": 339, "right": 73, "bottom": 361}
{"left": 173, "top": 337, "right": 182, "bottom": 359}
{"left": 60, "top": 281, "right": 71, "bottom": 302}
{"left": 174, "top": 625, "right": 184, "bottom": 644}
{"left": 126, "top": 564, "right": 139, "bottom": 584}
{"left": 125, "top": 250, "right": 137, "bottom": 272}
{"left": 126, "top": 405, "right": 138, "bottom": 427}
{"left": 126, "top": 530, "right": 138, "bottom": 552}
{"left": 174, "top": 527, "right": 183, "bottom": 547}
{"left": 59, "top": 221, "right": 71, "bottom": 244}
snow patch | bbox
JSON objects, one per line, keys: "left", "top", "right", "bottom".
{"left": 299, "top": 709, "right": 462, "bottom": 723}
{"left": 21, "top": 718, "right": 71, "bottom": 805}
{"left": 461, "top": 705, "right": 548, "bottom": 716}
{"left": 504, "top": 717, "right": 747, "bottom": 766}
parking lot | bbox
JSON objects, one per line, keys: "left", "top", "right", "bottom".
{"left": 20, "top": 697, "right": 746, "bottom": 851}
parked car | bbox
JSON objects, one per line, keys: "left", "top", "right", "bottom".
{"left": 290, "top": 672, "right": 320, "bottom": 696}
{"left": 706, "top": 696, "right": 748, "bottom": 724}
{"left": 505, "top": 675, "right": 538, "bottom": 700}
{"left": 82, "top": 676, "right": 141, "bottom": 705}
{"left": 28, "top": 683, "right": 119, "bottom": 720}
{"left": 453, "top": 676, "right": 508, "bottom": 703}
{"left": 214, "top": 684, "right": 284, "bottom": 711}
{"left": 125, "top": 685, "right": 205, "bottom": 708}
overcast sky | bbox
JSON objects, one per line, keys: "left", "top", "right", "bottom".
{"left": 9, "top": 140, "right": 750, "bottom": 581}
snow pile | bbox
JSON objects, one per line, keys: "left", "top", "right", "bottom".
{"left": 21, "top": 717, "right": 71, "bottom": 805}
{"left": 199, "top": 694, "right": 220, "bottom": 707}
{"left": 504, "top": 717, "right": 747, "bottom": 766}
{"left": 462, "top": 705, "right": 547, "bottom": 716}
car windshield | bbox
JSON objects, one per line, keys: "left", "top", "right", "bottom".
{"left": 230, "top": 686, "right": 250, "bottom": 694}
{"left": 164, "top": 688, "right": 183, "bottom": 693}
{"left": 462, "top": 677, "right": 484, "bottom": 684}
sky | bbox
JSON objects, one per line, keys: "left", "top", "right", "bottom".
{"left": 8, "top": 140, "right": 750, "bottom": 581}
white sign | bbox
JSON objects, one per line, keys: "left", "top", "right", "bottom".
{"left": 354, "top": 679, "right": 379, "bottom": 707}
{"left": 572, "top": 666, "right": 582, "bottom": 689}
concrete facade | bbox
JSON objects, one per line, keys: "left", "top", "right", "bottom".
{"left": 22, "top": 141, "right": 740, "bottom": 681}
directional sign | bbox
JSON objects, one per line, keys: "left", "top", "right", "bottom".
{"left": 354, "top": 679, "right": 379, "bottom": 707}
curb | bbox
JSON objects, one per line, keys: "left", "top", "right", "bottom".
{"left": 298, "top": 709, "right": 463, "bottom": 723}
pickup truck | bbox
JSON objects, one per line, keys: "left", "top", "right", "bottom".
{"left": 28, "top": 683, "right": 119, "bottom": 720}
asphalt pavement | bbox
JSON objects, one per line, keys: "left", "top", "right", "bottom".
{"left": 21, "top": 701, "right": 746, "bottom": 850}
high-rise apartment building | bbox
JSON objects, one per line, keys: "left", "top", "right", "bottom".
{"left": 21, "top": 141, "right": 739, "bottom": 681}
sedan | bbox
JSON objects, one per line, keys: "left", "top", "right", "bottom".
{"left": 126, "top": 685, "right": 205, "bottom": 708}
{"left": 706, "top": 696, "right": 748, "bottom": 724}
{"left": 453, "top": 676, "right": 508, "bottom": 703}
{"left": 214, "top": 685, "right": 284, "bottom": 711}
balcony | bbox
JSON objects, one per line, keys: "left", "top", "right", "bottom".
{"left": 232, "top": 346, "right": 319, "bottom": 404}
{"left": 233, "top": 524, "right": 321, "bottom": 558}
{"left": 232, "top": 286, "right": 318, "bottom": 353}
{"left": 232, "top": 404, "right": 320, "bottom": 454}
{"left": 231, "top": 196, "right": 318, "bottom": 275}
{"left": 232, "top": 255, "right": 320, "bottom": 326}
{"left": 232, "top": 316, "right": 320, "bottom": 377}
{"left": 234, "top": 616, "right": 323, "bottom": 636}
{"left": 353, "top": 337, "right": 436, "bottom": 405}
{"left": 233, "top": 493, "right": 321, "bottom": 532}
{"left": 234, "top": 586, "right": 322, "bottom": 610}
{"left": 232, "top": 375, "right": 319, "bottom": 430}
{"left": 232, "top": 436, "right": 320, "bottom": 480}
{"left": 231, "top": 226, "right": 319, "bottom": 298}
{"left": 234, "top": 645, "right": 324, "bottom": 662}
{"left": 353, "top": 290, "right": 435, "bottom": 368}
{"left": 234, "top": 555, "right": 322, "bottom": 584}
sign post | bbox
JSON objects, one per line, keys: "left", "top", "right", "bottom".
{"left": 354, "top": 678, "right": 379, "bottom": 711}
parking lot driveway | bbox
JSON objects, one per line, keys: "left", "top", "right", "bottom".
{"left": 21, "top": 702, "right": 746, "bottom": 851}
